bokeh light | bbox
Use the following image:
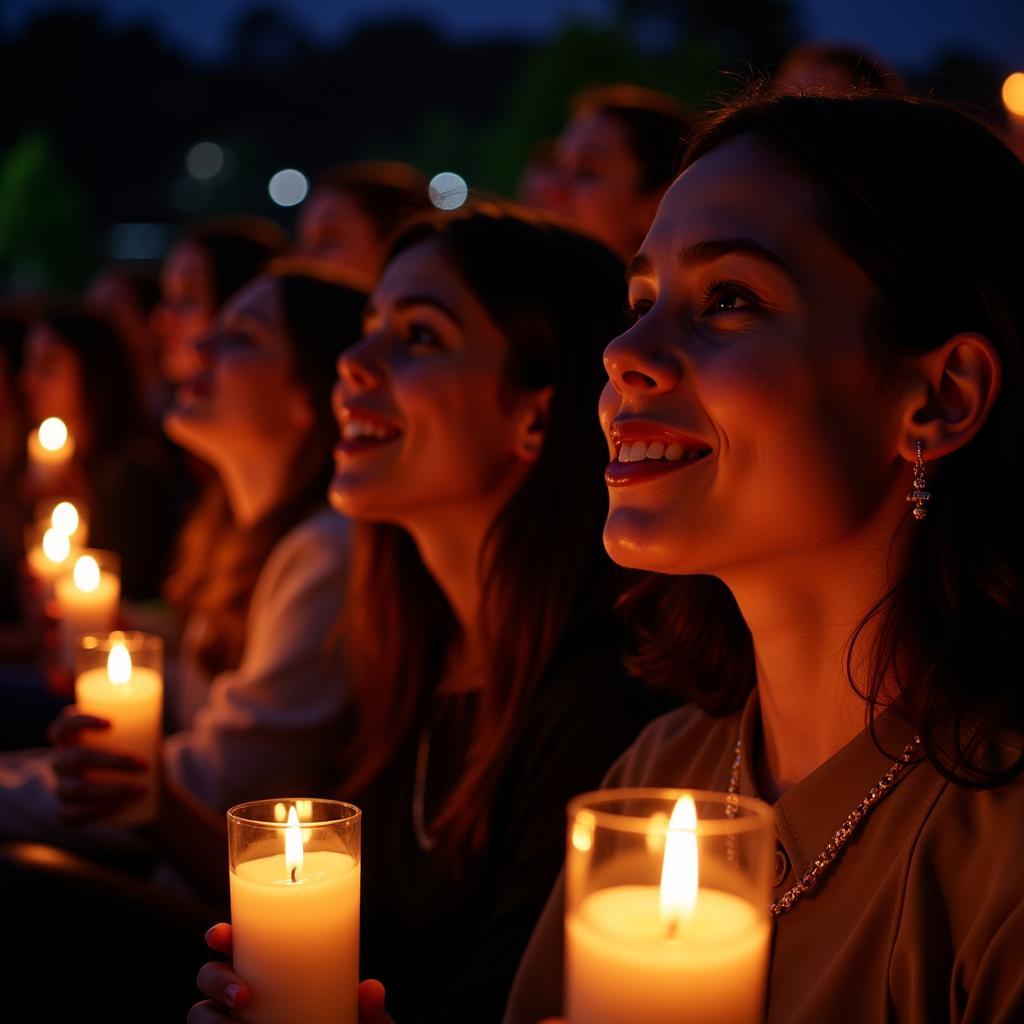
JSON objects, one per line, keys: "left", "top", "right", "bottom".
{"left": 1003, "top": 72, "right": 1024, "bottom": 116}
{"left": 186, "top": 141, "right": 225, "bottom": 180}
{"left": 38, "top": 417, "right": 68, "bottom": 452}
{"left": 428, "top": 171, "right": 469, "bottom": 210}
{"left": 268, "top": 169, "right": 309, "bottom": 207}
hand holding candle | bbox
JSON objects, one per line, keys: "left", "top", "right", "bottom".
{"left": 565, "top": 789, "right": 774, "bottom": 1024}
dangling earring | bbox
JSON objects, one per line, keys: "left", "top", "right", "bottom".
{"left": 906, "top": 440, "right": 931, "bottom": 521}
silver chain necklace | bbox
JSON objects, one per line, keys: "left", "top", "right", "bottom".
{"left": 725, "top": 732, "right": 922, "bottom": 918}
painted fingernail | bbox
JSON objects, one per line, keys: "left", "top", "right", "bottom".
{"left": 224, "top": 983, "right": 241, "bottom": 1007}
{"left": 204, "top": 925, "right": 217, "bottom": 943}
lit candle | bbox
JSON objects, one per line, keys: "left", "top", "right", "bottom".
{"left": 54, "top": 552, "right": 120, "bottom": 667}
{"left": 566, "top": 791, "right": 773, "bottom": 1024}
{"left": 27, "top": 417, "right": 74, "bottom": 483}
{"left": 49, "top": 500, "right": 86, "bottom": 542}
{"left": 74, "top": 632, "right": 163, "bottom": 826}
{"left": 229, "top": 799, "right": 361, "bottom": 1024}
{"left": 25, "top": 526, "right": 76, "bottom": 592}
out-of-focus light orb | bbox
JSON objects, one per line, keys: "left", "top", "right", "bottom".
{"left": 1003, "top": 73, "right": 1024, "bottom": 117}
{"left": 186, "top": 142, "right": 225, "bottom": 180}
{"left": 428, "top": 172, "right": 468, "bottom": 211}
{"left": 269, "top": 169, "right": 309, "bottom": 207}
{"left": 38, "top": 417, "right": 68, "bottom": 451}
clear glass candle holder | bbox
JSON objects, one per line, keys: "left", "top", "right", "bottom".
{"left": 23, "top": 520, "right": 81, "bottom": 596}
{"left": 566, "top": 788, "right": 775, "bottom": 1024}
{"left": 228, "top": 799, "right": 362, "bottom": 1024}
{"left": 75, "top": 631, "right": 163, "bottom": 826}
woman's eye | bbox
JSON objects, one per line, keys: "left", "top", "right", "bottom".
{"left": 405, "top": 323, "right": 443, "bottom": 350}
{"left": 701, "top": 281, "right": 760, "bottom": 315}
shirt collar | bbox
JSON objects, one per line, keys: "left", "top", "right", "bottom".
{"left": 734, "top": 688, "right": 923, "bottom": 877}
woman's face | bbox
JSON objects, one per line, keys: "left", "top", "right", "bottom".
{"left": 164, "top": 277, "right": 312, "bottom": 467}
{"left": 153, "top": 241, "right": 216, "bottom": 385}
{"left": 295, "top": 189, "right": 384, "bottom": 286}
{"left": 329, "top": 238, "right": 534, "bottom": 525}
{"left": 545, "top": 110, "right": 660, "bottom": 260}
{"left": 601, "top": 133, "right": 907, "bottom": 577}
{"left": 20, "top": 326, "right": 83, "bottom": 430}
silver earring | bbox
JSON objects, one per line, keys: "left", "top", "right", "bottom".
{"left": 906, "top": 440, "right": 931, "bottom": 521}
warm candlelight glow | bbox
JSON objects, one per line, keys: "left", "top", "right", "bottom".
{"left": 659, "top": 795, "right": 698, "bottom": 927}
{"left": 73, "top": 554, "right": 101, "bottom": 593}
{"left": 51, "top": 501, "right": 80, "bottom": 537}
{"left": 572, "top": 810, "right": 596, "bottom": 853}
{"left": 41, "top": 527, "right": 71, "bottom": 564}
{"left": 38, "top": 417, "right": 69, "bottom": 452}
{"left": 107, "top": 641, "right": 132, "bottom": 685}
{"left": 285, "top": 804, "right": 304, "bottom": 881}
{"left": 1003, "top": 72, "right": 1024, "bottom": 116}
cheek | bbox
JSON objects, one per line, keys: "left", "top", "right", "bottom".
{"left": 213, "top": 362, "right": 292, "bottom": 430}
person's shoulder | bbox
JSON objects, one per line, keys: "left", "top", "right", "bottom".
{"left": 269, "top": 506, "right": 350, "bottom": 567}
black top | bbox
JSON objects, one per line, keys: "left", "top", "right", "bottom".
{"left": 354, "top": 624, "right": 671, "bottom": 1023}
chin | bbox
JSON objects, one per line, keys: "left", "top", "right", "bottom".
{"left": 603, "top": 505, "right": 721, "bottom": 576}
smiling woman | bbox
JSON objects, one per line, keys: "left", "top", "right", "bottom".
{"left": 506, "top": 89, "right": 1024, "bottom": 1024}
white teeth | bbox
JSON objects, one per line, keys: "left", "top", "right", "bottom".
{"left": 615, "top": 439, "right": 710, "bottom": 464}
{"left": 664, "top": 443, "right": 684, "bottom": 461}
{"left": 646, "top": 441, "right": 665, "bottom": 460}
{"left": 342, "top": 418, "right": 397, "bottom": 442}
{"left": 617, "top": 446, "right": 630, "bottom": 463}
{"left": 628, "top": 440, "right": 648, "bottom": 462}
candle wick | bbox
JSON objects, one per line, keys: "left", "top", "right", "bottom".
{"left": 291, "top": 866, "right": 297, "bottom": 883}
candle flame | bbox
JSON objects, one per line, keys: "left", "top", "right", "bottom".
{"left": 38, "top": 417, "right": 69, "bottom": 452}
{"left": 107, "top": 641, "right": 132, "bottom": 684}
{"left": 285, "top": 804, "right": 304, "bottom": 881}
{"left": 571, "top": 810, "right": 596, "bottom": 853}
{"left": 73, "top": 554, "right": 101, "bottom": 593}
{"left": 659, "top": 795, "right": 698, "bottom": 930}
{"left": 51, "top": 501, "right": 80, "bottom": 537}
{"left": 42, "top": 527, "right": 71, "bottom": 563}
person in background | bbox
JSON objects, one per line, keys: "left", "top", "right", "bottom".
{"left": 506, "top": 89, "right": 1024, "bottom": 1024}
{"left": 153, "top": 216, "right": 288, "bottom": 391}
{"left": 190, "top": 205, "right": 671, "bottom": 1024}
{"left": 20, "top": 302, "right": 176, "bottom": 602}
{"left": 538, "top": 84, "right": 692, "bottom": 262}
{"left": 293, "top": 161, "right": 431, "bottom": 289}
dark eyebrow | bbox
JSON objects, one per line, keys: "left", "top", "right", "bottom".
{"left": 626, "top": 252, "right": 653, "bottom": 281}
{"left": 678, "top": 238, "right": 792, "bottom": 276}
{"left": 393, "top": 294, "right": 463, "bottom": 327}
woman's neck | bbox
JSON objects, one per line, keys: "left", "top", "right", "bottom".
{"left": 217, "top": 444, "right": 299, "bottom": 528}
{"left": 723, "top": 522, "right": 908, "bottom": 800}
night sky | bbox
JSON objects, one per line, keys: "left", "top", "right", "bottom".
{"left": 3, "top": 0, "right": 1023, "bottom": 69}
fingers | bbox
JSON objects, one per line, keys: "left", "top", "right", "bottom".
{"left": 52, "top": 746, "right": 147, "bottom": 777}
{"left": 47, "top": 710, "right": 111, "bottom": 747}
{"left": 358, "top": 979, "right": 394, "bottom": 1024}
{"left": 196, "top": 960, "right": 251, "bottom": 1011}
{"left": 204, "top": 923, "right": 233, "bottom": 955}
{"left": 186, "top": 1000, "right": 235, "bottom": 1024}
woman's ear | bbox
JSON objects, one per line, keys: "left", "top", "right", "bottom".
{"left": 898, "top": 332, "right": 1002, "bottom": 461}
{"left": 513, "top": 386, "right": 554, "bottom": 462}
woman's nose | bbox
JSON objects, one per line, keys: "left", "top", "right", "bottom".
{"left": 603, "top": 317, "right": 686, "bottom": 398}
{"left": 337, "top": 335, "right": 383, "bottom": 393}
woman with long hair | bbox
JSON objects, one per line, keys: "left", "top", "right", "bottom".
{"left": 190, "top": 205, "right": 668, "bottom": 1023}
{"left": 2, "top": 270, "right": 366, "bottom": 875}
{"left": 506, "top": 89, "right": 1024, "bottom": 1023}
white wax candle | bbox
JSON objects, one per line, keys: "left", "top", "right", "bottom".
{"left": 75, "top": 643, "right": 163, "bottom": 826}
{"left": 27, "top": 417, "right": 74, "bottom": 482}
{"left": 55, "top": 556, "right": 120, "bottom": 666}
{"left": 567, "top": 885, "right": 769, "bottom": 1024}
{"left": 230, "top": 849, "right": 360, "bottom": 1024}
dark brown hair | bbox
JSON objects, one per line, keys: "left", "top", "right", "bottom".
{"left": 165, "top": 270, "right": 367, "bottom": 676}
{"left": 338, "top": 204, "right": 631, "bottom": 853}
{"left": 622, "top": 88, "right": 1024, "bottom": 784}
{"left": 571, "top": 83, "right": 693, "bottom": 193}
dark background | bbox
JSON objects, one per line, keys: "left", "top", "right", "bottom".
{"left": 1, "top": 0, "right": 1021, "bottom": 290}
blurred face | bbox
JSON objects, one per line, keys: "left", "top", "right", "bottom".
{"left": 21, "top": 326, "right": 83, "bottom": 430}
{"left": 329, "top": 238, "right": 534, "bottom": 525}
{"left": 601, "top": 133, "right": 905, "bottom": 577}
{"left": 295, "top": 189, "right": 384, "bottom": 286}
{"left": 545, "top": 110, "right": 660, "bottom": 260}
{"left": 153, "top": 241, "right": 216, "bottom": 385}
{"left": 164, "top": 277, "right": 312, "bottom": 468}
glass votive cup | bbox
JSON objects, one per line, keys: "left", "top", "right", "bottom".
{"left": 566, "top": 788, "right": 775, "bottom": 1024}
{"left": 228, "top": 798, "right": 362, "bottom": 1024}
{"left": 74, "top": 631, "right": 163, "bottom": 826}
{"left": 23, "top": 520, "right": 81, "bottom": 596}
